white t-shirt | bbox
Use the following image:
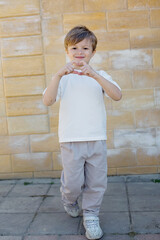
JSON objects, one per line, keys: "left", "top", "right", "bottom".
{"left": 44, "top": 70, "right": 121, "bottom": 143}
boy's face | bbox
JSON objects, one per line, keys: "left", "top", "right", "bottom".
{"left": 66, "top": 38, "right": 96, "bottom": 67}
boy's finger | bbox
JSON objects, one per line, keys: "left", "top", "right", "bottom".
{"left": 79, "top": 60, "right": 86, "bottom": 66}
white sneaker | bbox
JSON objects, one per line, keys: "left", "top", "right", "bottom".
{"left": 83, "top": 216, "right": 103, "bottom": 240}
{"left": 64, "top": 202, "right": 80, "bottom": 217}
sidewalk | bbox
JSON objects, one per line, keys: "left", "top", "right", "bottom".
{"left": 0, "top": 174, "right": 160, "bottom": 240}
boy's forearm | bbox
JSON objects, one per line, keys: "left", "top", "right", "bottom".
{"left": 43, "top": 73, "right": 61, "bottom": 106}
{"left": 93, "top": 73, "right": 122, "bottom": 101}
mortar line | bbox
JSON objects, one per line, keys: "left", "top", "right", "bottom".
{"left": 22, "top": 182, "right": 53, "bottom": 240}
{"left": 125, "top": 181, "right": 133, "bottom": 233}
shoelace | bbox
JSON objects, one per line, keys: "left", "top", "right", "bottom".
{"left": 85, "top": 219, "right": 99, "bottom": 228}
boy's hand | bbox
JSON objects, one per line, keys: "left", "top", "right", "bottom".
{"left": 79, "top": 61, "right": 97, "bottom": 78}
{"left": 56, "top": 61, "right": 75, "bottom": 78}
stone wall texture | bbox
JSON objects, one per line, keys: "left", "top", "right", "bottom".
{"left": 0, "top": 0, "right": 160, "bottom": 179}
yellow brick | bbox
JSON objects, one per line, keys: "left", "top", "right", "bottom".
{"left": 0, "top": 0, "right": 40, "bottom": 18}
{"left": 52, "top": 152, "right": 62, "bottom": 171}
{"left": 108, "top": 70, "right": 133, "bottom": 89}
{"left": 45, "top": 54, "right": 66, "bottom": 74}
{"left": 109, "top": 49, "right": 152, "bottom": 70}
{"left": 90, "top": 51, "right": 110, "bottom": 72}
{"left": 42, "top": 0, "right": 83, "bottom": 15}
{"left": 114, "top": 128, "right": 156, "bottom": 148}
{"left": 108, "top": 149, "right": 136, "bottom": 168}
{"left": 42, "top": 16, "right": 63, "bottom": 36}
{"left": 104, "top": 97, "right": 112, "bottom": 110}
{"left": 3, "top": 56, "right": 44, "bottom": 77}
{"left": 84, "top": 0, "right": 126, "bottom": 11}
{"left": 8, "top": 115, "right": 49, "bottom": 135}
{"left": 30, "top": 133, "right": 59, "bottom": 152}
{"left": 0, "top": 98, "right": 6, "bottom": 117}
{"left": 107, "top": 110, "right": 135, "bottom": 130}
{"left": 6, "top": 96, "right": 47, "bottom": 117}
{"left": 0, "top": 117, "right": 8, "bottom": 135}
{"left": 107, "top": 10, "right": 149, "bottom": 30}
{"left": 135, "top": 109, "right": 160, "bottom": 128}
{"left": 0, "top": 172, "right": 33, "bottom": 179}
{"left": 156, "top": 128, "right": 160, "bottom": 148}
{"left": 117, "top": 166, "right": 158, "bottom": 175}
{"left": 0, "top": 155, "right": 11, "bottom": 173}
{"left": 153, "top": 49, "right": 160, "bottom": 68}
{"left": 49, "top": 106, "right": 59, "bottom": 131}
{"left": 133, "top": 70, "right": 160, "bottom": 88}
{"left": 130, "top": 28, "right": 160, "bottom": 49}
{"left": 12, "top": 152, "right": 52, "bottom": 172}
{"left": 108, "top": 168, "right": 117, "bottom": 176}
{"left": 63, "top": 13, "right": 107, "bottom": 33}
{"left": 0, "top": 136, "right": 29, "bottom": 155}
{"left": 44, "top": 35, "right": 65, "bottom": 54}
{"left": 112, "top": 89, "right": 154, "bottom": 110}
{"left": 128, "top": 0, "right": 160, "bottom": 9}
{"left": 97, "top": 31, "right": 130, "bottom": 51}
{"left": 34, "top": 170, "right": 61, "bottom": 178}
{"left": 4, "top": 75, "right": 45, "bottom": 97}
{"left": 155, "top": 88, "right": 160, "bottom": 106}
{"left": 0, "top": 16, "right": 41, "bottom": 37}
{"left": 107, "top": 130, "right": 114, "bottom": 149}
{"left": 136, "top": 147, "right": 159, "bottom": 166}
{"left": 151, "top": 9, "right": 160, "bottom": 27}
{"left": 0, "top": 77, "right": 4, "bottom": 98}
{"left": 2, "top": 36, "right": 43, "bottom": 57}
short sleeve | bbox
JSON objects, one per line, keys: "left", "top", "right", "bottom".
{"left": 98, "top": 70, "right": 121, "bottom": 98}
{"left": 42, "top": 81, "right": 61, "bottom": 102}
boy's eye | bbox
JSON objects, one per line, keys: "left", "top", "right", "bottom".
{"left": 84, "top": 48, "right": 88, "bottom": 50}
{"left": 72, "top": 47, "right": 77, "bottom": 50}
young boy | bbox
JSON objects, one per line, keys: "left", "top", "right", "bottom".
{"left": 43, "top": 25, "right": 122, "bottom": 240}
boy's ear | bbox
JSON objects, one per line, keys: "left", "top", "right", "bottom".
{"left": 92, "top": 50, "right": 96, "bottom": 57}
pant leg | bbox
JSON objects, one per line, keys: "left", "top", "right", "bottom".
{"left": 82, "top": 140, "right": 107, "bottom": 217}
{"left": 60, "top": 142, "right": 85, "bottom": 206}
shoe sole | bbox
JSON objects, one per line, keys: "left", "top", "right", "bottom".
{"left": 85, "top": 231, "right": 103, "bottom": 240}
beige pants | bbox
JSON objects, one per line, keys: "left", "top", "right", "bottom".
{"left": 60, "top": 140, "right": 107, "bottom": 217}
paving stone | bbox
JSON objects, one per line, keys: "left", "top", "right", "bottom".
{"left": 17, "top": 178, "right": 55, "bottom": 185}
{"left": 0, "top": 185, "right": 13, "bottom": 197}
{"left": 80, "top": 212, "right": 130, "bottom": 235}
{"left": 0, "top": 237, "right": 22, "bottom": 240}
{"left": 0, "top": 213, "right": 34, "bottom": 235}
{"left": 24, "top": 236, "right": 58, "bottom": 240}
{"left": 0, "top": 197, "right": 43, "bottom": 213}
{"left": 58, "top": 236, "right": 86, "bottom": 240}
{"left": 38, "top": 196, "right": 65, "bottom": 213}
{"left": 102, "top": 235, "right": 131, "bottom": 240}
{"left": 129, "top": 195, "right": 160, "bottom": 211}
{"left": 101, "top": 195, "right": 128, "bottom": 212}
{"left": 47, "top": 186, "right": 61, "bottom": 196}
{"left": 105, "top": 183, "right": 126, "bottom": 196}
{"left": 0, "top": 180, "right": 17, "bottom": 185}
{"left": 131, "top": 212, "right": 160, "bottom": 234}
{"left": 127, "top": 182, "right": 160, "bottom": 196}
{"left": 108, "top": 176, "right": 126, "bottom": 183}
{"left": 126, "top": 174, "right": 160, "bottom": 182}
{"left": 134, "top": 234, "right": 160, "bottom": 240}
{"left": 8, "top": 184, "right": 50, "bottom": 197}
{"left": 28, "top": 213, "right": 81, "bottom": 235}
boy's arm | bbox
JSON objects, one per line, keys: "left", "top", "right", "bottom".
{"left": 94, "top": 73, "right": 122, "bottom": 101}
{"left": 43, "top": 74, "right": 61, "bottom": 106}
{"left": 43, "top": 62, "right": 75, "bottom": 106}
{"left": 80, "top": 61, "right": 122, "bottom": 101}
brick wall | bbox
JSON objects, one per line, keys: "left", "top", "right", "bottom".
{"left": 0, "top": 0, "right": 160, "bottom": 179}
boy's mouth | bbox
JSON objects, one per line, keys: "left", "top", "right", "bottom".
{"left": 75, "top": 56, "right": 85, "bottom": 59}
